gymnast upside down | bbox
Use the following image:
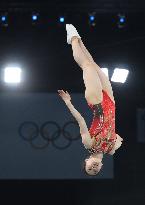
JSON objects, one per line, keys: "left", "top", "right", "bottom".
{"left": 58, "top": 24, "right": 123, "bottom": 176}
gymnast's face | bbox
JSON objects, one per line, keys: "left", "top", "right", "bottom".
{"left": 85, "top": 156, "right": 103, "bottom": 175}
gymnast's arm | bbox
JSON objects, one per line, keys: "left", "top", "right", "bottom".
{"left": 58, "top": 90, "right": 94, "bottom": 148}
{"left": 65, "top": 102, "right": 94, "bottom": 149}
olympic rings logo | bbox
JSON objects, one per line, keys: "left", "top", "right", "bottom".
{"left": 18, "top": 121, "right": 80, "bottom": 150}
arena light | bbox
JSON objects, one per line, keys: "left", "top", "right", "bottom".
{"left": 89, "top": 12, "right": 96, "bottom": 26}
{"left": 119, "top": 17, "right": 125, "bottom": 23}
{"left": 111, "top": 68, "right": 129, "bottom": 83}
{"left": 1, "top": 13, "right": 8, "bottom": 27}
{"left": 89, "top": 15, "right": 95, "bottom": 21}
{"left": 101, "top": 68, "right": 109, "bottom": 78}
{"left": 31, "top": 13, "right": 39, "bottom": 25}
{"left": 1, "top": 15, "right": 6, "bottom": 22}
{"left": 59, "top": 16, "right": 65, "bottom": 23}
{"left": 32, "top": 14, "right": 38, "bottom": 21}
{"left": 4, "top": 66, "right": 22, "bottom": 84}
{"left": 117, "top": 14, "right": 126, "bottom": 28}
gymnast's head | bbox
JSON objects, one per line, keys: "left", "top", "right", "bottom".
{"left": 83, "top": 153, "right": 103, "bottom": 175}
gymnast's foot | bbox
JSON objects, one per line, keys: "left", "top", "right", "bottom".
{"left": 66, "top": 24, "right": 81, "bottom": 44}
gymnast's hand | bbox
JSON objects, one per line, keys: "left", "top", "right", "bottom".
{"left": 58, "top": 90, "right": 71, "bottom": 104}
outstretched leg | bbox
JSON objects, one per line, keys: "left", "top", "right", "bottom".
{"left": 71, "top": 37, "right": 103, "bottom": 105}
{"left": 79, "top": 39, "right": 95, "bottom": 63}
{"left": 79, "top": 39, "right": 115, "bottom": 103}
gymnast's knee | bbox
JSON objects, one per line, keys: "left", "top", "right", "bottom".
{"left": 81, "top": 61, "right": 96, "bottom": 70}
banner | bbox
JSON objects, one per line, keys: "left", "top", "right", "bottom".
{"left": 0, "top": 93, "right": 114, "bottom": 179}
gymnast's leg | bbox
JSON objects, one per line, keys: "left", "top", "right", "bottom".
{"left": 79, "top": 39, "right": 95, "bottom": 63}
{"left": 79, "top": 39, "right": 115, "bottom": 103}
{"left": 71, "top": 36, "right": 103, "bottom": 105}
{"left": 66, "top": 24, "right": 114, "bottom": 103}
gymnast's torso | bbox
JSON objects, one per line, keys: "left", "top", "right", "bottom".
{"left": 87, "top": 90, "right": 117, "bottom": 154}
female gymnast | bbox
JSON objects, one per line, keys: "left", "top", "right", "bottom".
{"left": 58, "top": 24, "right": 123, "bottom": 176}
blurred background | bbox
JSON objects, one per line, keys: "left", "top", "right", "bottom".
{"left": 0, "top": 0, "right": 145, "bottom": 204}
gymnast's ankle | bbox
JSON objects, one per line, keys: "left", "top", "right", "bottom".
{"left": 71, "top": 36, "right": 79, "bottom": 44}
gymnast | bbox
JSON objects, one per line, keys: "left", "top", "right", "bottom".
{"left": 58, "top": 24, "right": 123, "bottom": 176}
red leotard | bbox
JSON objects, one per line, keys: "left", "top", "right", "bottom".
{"left": 88, "top": 90, "right": 117, "bottom": 154}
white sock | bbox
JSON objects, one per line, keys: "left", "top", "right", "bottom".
{"left": 66, "top": 24, "right": 81, "bottom": 44}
